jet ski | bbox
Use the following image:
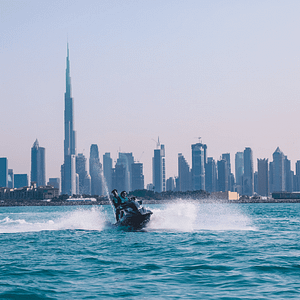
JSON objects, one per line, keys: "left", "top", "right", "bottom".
{"left": 111, "top": 190, "right": 153, "bottom": 230}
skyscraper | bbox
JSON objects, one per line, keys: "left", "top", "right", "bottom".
{"left": 31, "top": 139, "right": 45, "bottom": 187}
{"left": 116, "top": 152, "right": 134, "bottom": 192}
{"left": 295, "top": 161, "right": 300, "bottom": 191}
{"left": 76, "top": 153, "right": 91, "bottom": 195}
{"left": 112, "top": 164, "right": 126, "bottom": 192}
{"left": 272, "top": 147, "right": 285, "bottom": 192}
{"left": 166, "top": 177, "right": 175, "bottom": 191}
{"left": 191, "top": 142, "right": 206, "bottom": 191}
{"left": 0, "top": 158, "right": 8, "bottom": 188}
{"left": 178, "top": 153, "right": 192, "bottom": 192}
{"left": 131, "top": 162, "right": 144, "bottom": 191}
{"left": 205, "top": 157, "right": 217, "bottom": 193}
{"left": 222, "top": 153, "right": 234, "bottom": 191}
{"left": 217, "top": 159, "right": 228, "bottom": 192}
{"left": 61, "top": 44, "right": 76, "bottom": 195}
{"left": 161, "top": 145, "right": 166, "bottom": 192}
{"left": 257, "top": 158, "right": 269, "bottom": 196}
{"left": 235, "top": 152, "right": 244, "bottom": 193}
{"left": 243, "top": 147, "right": 253, "bottom": 196}
{"left": 89, "top": 144, "right": 102, "bottom": 196}
{"left": 269, "top": 161, "right": 274, "bottom": 193}
{"left": 284, "top": 156, "right": 293, "bottom": 192}
{"left": 152, "top": 143, "right": 165, "bottom": 193}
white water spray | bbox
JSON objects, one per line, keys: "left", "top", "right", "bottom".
{"left": 147, "top": 200, "right": 256, "bottom": 232}
{"left": 0, "top": 207, "right": 108, "bottom": 234}
{"left": 99, "top": 168, "right": 115, "bottom": 216}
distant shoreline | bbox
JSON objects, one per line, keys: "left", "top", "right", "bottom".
{"left": 1, "top": 198, "right": 300, "bottom": 207}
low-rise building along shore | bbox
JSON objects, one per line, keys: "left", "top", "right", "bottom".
{"left": 0, "top": 183, "right": 59, "bottom": 201}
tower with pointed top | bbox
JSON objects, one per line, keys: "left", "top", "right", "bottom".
{"left": 152, "top": 139, "right": 166, "bottom": 193}
{"left": 61, "top": 44, "right": 76, "bottom": 195}
{"left": 271, "top": 147, "right": 285, "bottom": 192}
{"left": 31, "top": 139, "right": 45, "bottom": 187}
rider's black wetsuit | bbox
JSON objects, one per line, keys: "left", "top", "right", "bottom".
{"left": 111, "top": 191, "right": 122, "bottom": 221}
{"left": 112, "top": 189, "right": 141, "bottom": 222}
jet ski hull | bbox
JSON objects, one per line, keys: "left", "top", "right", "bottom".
{"left": 117, "top": 212, "right": 152, "bottom": 230}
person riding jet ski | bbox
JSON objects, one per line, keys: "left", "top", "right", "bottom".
{"left": 111, "top": 190, "right": 139, "bottom": 221}
{"left": 110, "top": 189, "right": 152, "bottom": 229}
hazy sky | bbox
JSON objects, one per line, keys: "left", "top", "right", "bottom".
{"left": 1, "top": 0, "right": 300, "bottom": 185}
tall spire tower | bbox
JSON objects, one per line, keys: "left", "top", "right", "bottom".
{"left": 61, "top": 43, "right": 76, "bottom": 195}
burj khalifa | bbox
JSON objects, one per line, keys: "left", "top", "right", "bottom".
{"left": 61, "top": 44, "right": 76, "bottom": 195}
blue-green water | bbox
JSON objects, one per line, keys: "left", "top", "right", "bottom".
{"left": 0, "top": 202, "right": 300, "bottom": 299}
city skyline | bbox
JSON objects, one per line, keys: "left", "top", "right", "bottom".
{"left": 2, "top": 1, "right": 300, "bottom": 185}
{"left": 3, "top": 136, "right": 300, "bottom": 196}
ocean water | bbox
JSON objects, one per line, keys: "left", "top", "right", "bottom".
{"left": 0, "top": 201, "right": 300, "bottom": 299}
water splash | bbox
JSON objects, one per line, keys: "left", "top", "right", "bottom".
{"left": 99, "top": 168, "right": 115, "bottom": 217}
{"left": 147, "top": 200, "right": 256, "bottom": 232}
{"left": 0, "top": 207, "right": 108, "bottom": 234}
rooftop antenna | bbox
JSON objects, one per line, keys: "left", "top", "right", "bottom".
{"left": 194, "top": 137, "right": 202, "bottom": 143}
{"left": 152, "top": 137, "right": 161, "bottom": 149}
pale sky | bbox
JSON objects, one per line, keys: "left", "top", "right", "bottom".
{"left": 1, "top": 0, "right": 300, "bottom": 185}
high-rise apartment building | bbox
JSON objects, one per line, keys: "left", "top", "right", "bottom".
{"left": 0, "top": 158, "right": 8, "bottom": 188}
{"left": 191, "top": 142, "right": 206, "bottom": 191}
{"left": 272, "top": 147, "right": 285, "bottom": 192}
{"left": 61, "top": 44, "right": 76, "bottom": 195}
{"left": 76, "top": 153, "right": 91, "bottom": 195}
{"left": 116, "top": 153, "right": 134, "bottom": 192}
{"left": 222, "top": 153, "right": 235, "bottom": 191}
{"left": 257, "top": 158, "right": 269, "bottom": 196}
{"left": 217, "top": 159, "right": 228, "bottom": 192}
{"left": 284, "top": 156, "right": 293, "bottom": 192}
{"left": 178, "top": 153, "right": 191, "bottom": 192}
{"left": 31, "top": 139, "right": 45, "bottom": 187}
{"left": 205, "top": 157, "right": 217, "bottom": 193}
{"left": 235, "top": 152, "right": 244, "bottom": 193}
{"left": 89, "top": 144, "right": 102, "bottom": 196}
{"left": 131, "top": 162, "right": 144, "bottom": 191}
{"left": 161, "top": 145, "right": 166, "bottom": 192}
{"left": 295, "top": 161, "right": 300, "bottom": 191}
{"left": 166, "top": 177, "right": 175, "bottom": 191}
{"left": 152, "top": 143, "right": 165, "bottom": 193}
{"left": 243, "top": 147, "right": 253, "bottom": 196}
{"left": 269, "top": 161, "right": 274, "bottom": 193}
{"left": 112, "top": 164, "right": 126, "bottom": 192}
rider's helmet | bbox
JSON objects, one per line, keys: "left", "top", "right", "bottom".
{"left": 111, "top": 189, "right": 118, "bottom": 197}
{"left": 120, "top": 191, "right": 127, "bottom": 199}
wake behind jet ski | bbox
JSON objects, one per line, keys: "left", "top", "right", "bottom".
{"left": 111, "top": 190, "right": 152, "bottom": 230}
